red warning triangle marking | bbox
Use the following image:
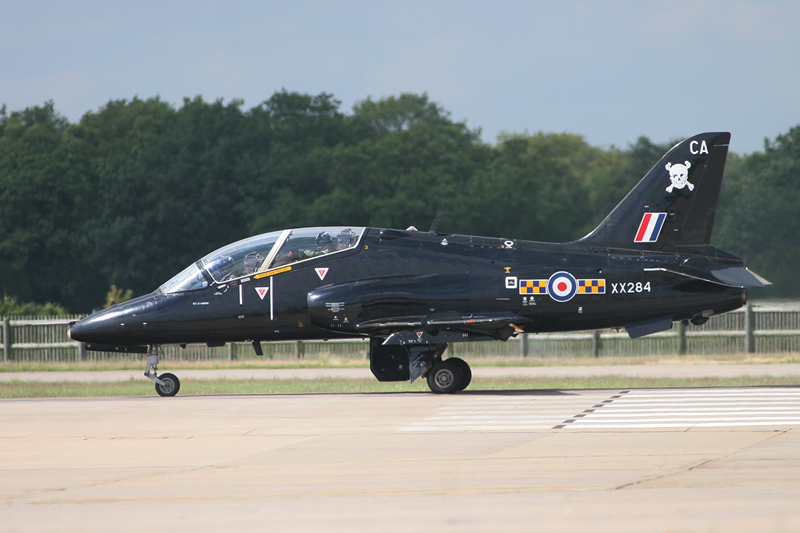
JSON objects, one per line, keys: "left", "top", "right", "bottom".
{"left": 255, "top": 287, "right": 269, "bottom": 300}
{"left": 315, "top": 267, "right": 329, "bottom": 280}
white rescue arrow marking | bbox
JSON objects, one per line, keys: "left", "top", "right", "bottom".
{"left": 315, "top": 267, "right": 329, "bottom": 280}
{"left": 255, "top": 287, "right": 269, "bottom": 300}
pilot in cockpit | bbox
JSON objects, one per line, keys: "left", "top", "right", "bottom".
{"left": 272, "top": 229, "right": 357, "bottom": 267}
{"left": 299, "top": 231, "right": 336, "bottom": 258}
{"left": 336, "top": 228, "right": 358, "bottom": 250}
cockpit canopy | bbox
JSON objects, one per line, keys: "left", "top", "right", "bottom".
{"left": 159, "top": 227, "right": 365, "bottom": 294}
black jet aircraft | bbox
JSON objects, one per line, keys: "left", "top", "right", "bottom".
{"left": 69, "top": 132, "right": 769, "bottom": 396}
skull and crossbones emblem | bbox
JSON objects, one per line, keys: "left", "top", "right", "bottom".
{"left": 665, "top": 161, "right": 694, "bottom": 193}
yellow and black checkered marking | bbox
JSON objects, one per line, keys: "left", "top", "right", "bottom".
{"left": 519, "top": 279, "right": 547, "bottom": 295}
{"left": 577, "top": 279, "right": 606, "bottom": 294}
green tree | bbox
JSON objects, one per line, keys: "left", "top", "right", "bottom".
{"left": 0, "top": 102, "right": 102, "bottom": 310}
{"left": 81, "top": 96, "right": 252, "bottom": 296}
{"left": 714, "top": 126, "right": 800, "bottom": 296}
{"left": 306, "top": 93, "right": 493, "bottom": 231}
{"left": 104, "top": 285, "right": 133, "bottom": 308}
{"left": 453, "top": 132, "right": 620, "bottom": 241}
{"left": 237, "top": 90, "right": 347, "bottom": 233}
{"left": 4, "top": 93, "right": 795, "bottom": 312}
{"left": 580, "top": 136, "right": 674, "bottom": 235}
{"left": 0, "top": 294, "right": 66, "bottom": 316}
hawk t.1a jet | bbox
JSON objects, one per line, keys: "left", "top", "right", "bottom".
{"left": 69, "top": 132, "right": 769, "bottom": 396}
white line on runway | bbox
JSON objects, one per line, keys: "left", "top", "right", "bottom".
{"left": 560, "top": 388, "right": 800, "bottom": 429}
{"left": 400, "top": 388, "right": 800, "bottom": 431}
{"left": 400, "top": 392, "right": 621, "bottom": 431}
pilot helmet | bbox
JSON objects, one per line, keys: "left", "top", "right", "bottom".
{"left": 336, "top": 228, "right": 357, "bottom": 249}
{"left": 242, "top": 252, "right": 262, "bottom": 275}
{"left": 316, "top": 232, "right": 332, "bottom": 248}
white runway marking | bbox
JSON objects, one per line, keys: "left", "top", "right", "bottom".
{"left": 401, "top": 391, "right": 619, "bottom": 431}
{"left": 402, "top": 388, "right": 800, "bottom": 431}
{"left": 559, "top": 388, "right": 800, "bottom": 429}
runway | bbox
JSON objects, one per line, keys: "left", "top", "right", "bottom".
{"left": 2, "top": 387, "right": 800, "bottom": 532}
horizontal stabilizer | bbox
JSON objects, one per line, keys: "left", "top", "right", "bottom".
{"left": 644, "top": 266, "right": 771, "bottom": 288}
{"left": 710, "top": 267, "right": 771, "bottom": 287}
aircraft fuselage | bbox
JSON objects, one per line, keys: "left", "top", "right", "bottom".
{"left": 68, "top": 132, "right": 767, "bottom": 396}
{"left": 71, "top": 228, "right": 745, "bottom": 348}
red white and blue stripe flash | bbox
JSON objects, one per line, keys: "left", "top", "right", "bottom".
{"left": 634, "top": 213, "right": 667, "bottom": 243}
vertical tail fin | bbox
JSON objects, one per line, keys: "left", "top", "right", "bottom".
{"left": 579, "top": 132, "right": 730, "bottom": 250}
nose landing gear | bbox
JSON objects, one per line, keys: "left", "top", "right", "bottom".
{"left": 154, "top": 372, "right": 180, "bottom": 397}
{"left": 144, "top": 345, "right": 181, "bottom": 397}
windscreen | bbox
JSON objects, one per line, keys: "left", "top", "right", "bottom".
{"left": 158, "top": 227, "right": 365, "bottom": 293}
{"left": 158, "top": 262, "right": 210, "bottom": 294}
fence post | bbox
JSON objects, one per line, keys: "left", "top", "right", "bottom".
{"left": 77, "top": 342, "right": 85, "bottom": 362}
{"left": 592, "top": 330, "right": 602, "bottom": 357}
{"left": 295, "top": 340, "right": 305, "bottom": 359}
{"left": 520, "top": 333, "right": 529, "bottom": 357}
{"left": 745, "top": 303, "right": 756, "bottom": 353}
{"left": 3, "top": 317, "right": 11, "bottom": 362}
{"left": 677, "top": 321, "right": 687, "bottom": 355}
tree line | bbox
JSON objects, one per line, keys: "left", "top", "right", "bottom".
{"left": 1, "top": 91, "right": 797, "bottom": 313}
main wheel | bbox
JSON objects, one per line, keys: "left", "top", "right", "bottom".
{"left": 447, "top": 357, "right": 472, "bottom": 391}
{"left": 155, "top": 372, "right": 180, "bottom": 397}
{"left": 427, "top": 360, "right": 463, "bottom": 394}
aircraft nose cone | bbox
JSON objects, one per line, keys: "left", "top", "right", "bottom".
{"left": 68, "top": 306, "right": 127, "bottom": 343}
{"left": 68, "top": 294, "right": 159, "bottom": 345}
{"left": 68, "top": 313, "right": 96, "bottom": 342}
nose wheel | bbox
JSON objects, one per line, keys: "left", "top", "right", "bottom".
{"left": 144, "top": 345, "right": 181, "bottom": 397}
{"left": 155, "top": 372, "right": 181, "bottom": 397}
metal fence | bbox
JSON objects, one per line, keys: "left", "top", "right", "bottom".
{"left": 2, "top": 305, "right": 799, "bottom": 364}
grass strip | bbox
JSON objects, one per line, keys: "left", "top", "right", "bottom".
{"left": 3, "top": 353, "right": 800, "bottom": 373}
{"left": 2, "top": 375, "right": 798, "bottom": 399}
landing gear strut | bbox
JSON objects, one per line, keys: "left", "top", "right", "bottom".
{"left": 144, "top": 345, "right": 181, "bottom": 397}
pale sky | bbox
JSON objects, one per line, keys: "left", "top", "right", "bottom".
{"left": 3, "top": 0, "right": 799, "bottom": 154}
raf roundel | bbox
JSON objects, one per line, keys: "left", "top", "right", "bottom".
{"left": 548, "top": 271, "right": 577, "bottom": 302}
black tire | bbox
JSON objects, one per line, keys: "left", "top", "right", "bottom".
{"left": 427, "top": 360, "right": 463, "bottom": 394}
{"left": 447, "top": 357, "right": 472, "bottom": 391}
{"left": 155, "top": 372, "right": 180, "bottom": 397}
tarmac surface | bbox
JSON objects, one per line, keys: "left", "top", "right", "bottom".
{"left": 2, "top": 364, "right": 800, "bottom": 532}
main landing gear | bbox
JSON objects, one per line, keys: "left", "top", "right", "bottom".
{"left": 144, "top": 345, "right": 181, "bottom": 397}
{"left": 368, "top": 340, "right": 472, "bottom": 393}
{"left": 426, "top": 357, "right": 472, "bottom": 394}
